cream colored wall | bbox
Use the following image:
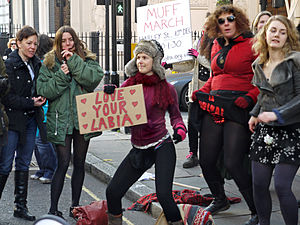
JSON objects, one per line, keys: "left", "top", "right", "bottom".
{"left": 71, "top": 0, "right": 124, "bottom": 33}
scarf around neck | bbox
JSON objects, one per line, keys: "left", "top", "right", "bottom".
{"left": 125, "top": 72, "right": 174, "bottom": 110}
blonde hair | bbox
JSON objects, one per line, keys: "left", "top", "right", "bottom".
{"left": 7, "top": 38, "right": 16, "bottom": 48}
{"left": 252, "top": 15, "right": 300, "bottom": 64}
{"left": 251, "top": 11, "right": 272, "bottom": 34}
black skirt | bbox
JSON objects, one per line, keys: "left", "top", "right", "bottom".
{"left": 250, "top": 123, "right": 300, "bottom": 166}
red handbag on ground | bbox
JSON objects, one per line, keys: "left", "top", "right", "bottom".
{"left": 72, "top": 200, "right": 108, "bottom": 225}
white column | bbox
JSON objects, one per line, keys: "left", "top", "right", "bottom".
{"left": 25, "top": 0, "right": 34, "bottom": 27}
{"left": 38, "top": 0, "right": 49, "bottom": 33}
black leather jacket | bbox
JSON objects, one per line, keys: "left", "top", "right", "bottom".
{"left": 250, "top": 51, "right": 300, "bottom": 126}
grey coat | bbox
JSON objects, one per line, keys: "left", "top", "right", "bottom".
{"left": 250, "top": 51, "right": 300, "bottom": 126}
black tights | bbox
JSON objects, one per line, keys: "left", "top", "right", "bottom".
{"left": 50, "top": 129, "right": 89, "bottom": 212}
{"left": 187, "top": 103, "right": 200, "bottom": 156}
{"left": 252, "top": 161, "right": 299, "bottom": 225}
{"left": 199, "top": 113, "right": 252, "bottom": 192}
{"left": 106, "top": 141, "right": 182, "bottom": 222}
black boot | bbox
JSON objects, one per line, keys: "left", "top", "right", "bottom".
{"left": 0, "top": 174, "right": 8, "bottom": 199}
{"left": 13, "top": 171, "right": 36, "bottom": 221}
{"left": 240, "top": 188, "right": 258, "bottom": 225}
{"left": 204, "top": 182, "right": 230, "bottom": 215}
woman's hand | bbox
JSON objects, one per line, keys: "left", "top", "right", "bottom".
{"left": 33, "top": 96, "right": 46, "bottom": 107}
{"left": 248, "top": 116, "right": 259, "bottom": 133}
{"left": 257, "top": 112, "right": 277, "bottom": 123}
{"left": 61, "top": 63, "right": 70, "bottom": 75}
{"left": 61, "top": 49, "right": 74, "bottom": 60}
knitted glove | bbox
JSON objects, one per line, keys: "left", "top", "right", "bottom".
{"left": 161, "top": 62, "right": 173, "bottom": 69}
{"left": 188, "top": 48, "right": 199, "bottom": 58}
{"left": 172, "top": 124, "right": 187, "bottom": 144}
{"left": 234, "top": 96, "right": 253, "bottom": 109}
{"left": 103, "top": 84, "right": 117, "bottom": 94}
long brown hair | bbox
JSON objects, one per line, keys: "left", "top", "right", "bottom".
{"left": 252, "top": 15, "right": 300, "bottom": 65}
{"left": 53, "top": 26, "right": 86, "bottom": 62}
{"left": 205, "top": 5, "right": 250, "bottom": 39}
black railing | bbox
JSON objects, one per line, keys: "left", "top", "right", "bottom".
{"left": 0, "top": 24, "right": 202, "bottom": 74}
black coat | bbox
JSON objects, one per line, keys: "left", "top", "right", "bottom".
{"left": 3, "top": 48, "right": 12, "bottom": 60}
{"left": 2, "top": 50, "right": 46, "bottom": 144}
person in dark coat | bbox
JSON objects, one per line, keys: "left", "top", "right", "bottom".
{"left": 0, "top": 25, "right": 46, "bottom": 222}
{"left": 3, "top": 38, "right": 17, "bottom": 61}
{"left": 249, "top": 15, "right": 300, "bottom": 225}
{"left": 0, "top": 58, "right": 9, "bottom": 151}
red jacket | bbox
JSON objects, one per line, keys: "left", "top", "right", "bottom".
{"left": 200, "top": 32, "right": 259, "bottom": 102}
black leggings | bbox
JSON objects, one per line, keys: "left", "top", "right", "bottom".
{"left": 199, "top": 113, "right": 252, "bottom": 190}
{"left": 252, "top": 161, "right": 299, "bottom": 225}
{"left": 106, "top": 141, "right": 182, "bottom": 222}
{"left": 187, "top": 104, "right": 200, "bottom": 156}
{"left": 50, "top": 129, "right": 89, "bottom": 212}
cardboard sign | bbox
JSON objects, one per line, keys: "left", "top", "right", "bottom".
{"left": 76, "top": 84, "right": 147, "bottom": 134}
{"left": 137, "top": 0, "right": 193, "bottom": 64}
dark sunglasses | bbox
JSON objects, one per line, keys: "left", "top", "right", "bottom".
{"left": 218, "top": 15, "right": 235, "bottom": 25}
{"left": 11, "top": 42, "right": 16, "bottom": 45}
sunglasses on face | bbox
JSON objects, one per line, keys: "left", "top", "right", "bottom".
{"left": 11, "top": 43, "right": 16, "bottom": 45}
{"left": 218, "top": 15, "right": 235, "bottom": 25}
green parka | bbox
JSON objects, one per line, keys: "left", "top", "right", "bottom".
{"left": 37, "top": 49, "right": 103, "bottom": 146}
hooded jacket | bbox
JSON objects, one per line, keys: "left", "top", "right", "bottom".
{"left": 37, "top": 49, "right": 103, "bottom": 146}
{"left": 250, "top": 51, "right": 300, "bottom": 126}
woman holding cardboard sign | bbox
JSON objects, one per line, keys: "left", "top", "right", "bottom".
{"left": 36, "top": 26, "right": 103, "bottom": 218}
{"left": 104, "top": 39, "right": 187, "bottom": 225}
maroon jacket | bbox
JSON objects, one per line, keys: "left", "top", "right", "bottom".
{"left": 200, "top": 32, "right": 259, "bottom": 102}
{"left": 121, "top": 79, "right": 185, "bottom": 147}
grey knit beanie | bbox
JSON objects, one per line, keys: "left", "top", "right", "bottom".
{"left": 124, "top": 39, "right": 166, "bottom": 80}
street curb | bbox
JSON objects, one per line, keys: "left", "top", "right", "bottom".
{"left": 85, "top": 152, "right": 163, "bottom": 218}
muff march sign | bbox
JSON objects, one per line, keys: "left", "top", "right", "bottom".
{"left": 76, "top": 84, "right": 147, "bottom": 134}
{"left": 136, "top": 0, "right": 193, "bottom": 64}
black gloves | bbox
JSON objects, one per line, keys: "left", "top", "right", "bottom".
{"left": 172, "top": 124, "right": 187, "bottom": 144}
{"left": 103, "top": 84, "right": 117, "bottom": 94}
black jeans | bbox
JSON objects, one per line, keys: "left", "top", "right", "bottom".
{"left": 106, "top": 140, "right": 182, "bottom": 222}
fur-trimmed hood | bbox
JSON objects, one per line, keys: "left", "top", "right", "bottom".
{"left": 125, "top": 39, "right": 166, "bottom": 80}
{"left": 43, "top": 49, "right": 96, "bottom": 69}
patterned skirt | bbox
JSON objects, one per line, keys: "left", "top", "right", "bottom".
{"left": 249, "top": 123, "right": 300, "bottom": 166}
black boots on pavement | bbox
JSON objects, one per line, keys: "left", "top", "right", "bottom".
{"left": 182, "top": 154, "right": 198, "bottom": 168}
{"left": 240, "top": 188, "right": 259, "bottom": 225}
{"left": 204, "top": 181, "right": 230, "bottom": 215}
{"left": 13, "top": 170, "right": 36, "bottom": 221}
{"left": 0, "top": 174, "right": 8, "bottom": 199}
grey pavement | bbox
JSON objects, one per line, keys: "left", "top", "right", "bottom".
{"left": 85, "top": 112, "right": 300, "bottom": 225}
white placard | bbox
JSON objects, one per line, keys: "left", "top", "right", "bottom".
{"left": 137, "top": 0, "right": 193, "bottom": 64}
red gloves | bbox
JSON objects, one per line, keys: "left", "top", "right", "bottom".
{"left": 192, "top": 90, "right": 200, "bottom": 102}
{"left": 234, "top": 96, "right": 253, "bottom": 109}
{"left": 188, "top": 48, "right": 199, "bottom": 58}
{"left": 173, "top": 124, "right": 187, "bottom": 144}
